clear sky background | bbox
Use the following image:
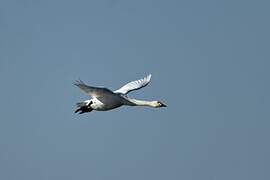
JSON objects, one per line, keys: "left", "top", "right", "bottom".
{"left": 0, "top": 0, "right": 269, "bottom": 179}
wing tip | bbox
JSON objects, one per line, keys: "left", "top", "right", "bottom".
{"left": 146, "top": 74, "right": 152, "bottom": 82}
{"left": 74, "top": 79, "right": 85, "bottom": 86}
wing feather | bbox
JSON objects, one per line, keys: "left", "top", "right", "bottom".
{"left": 114, "top": 74, "right": 152, "bottom": 94}
{"left": 74, "top": 80, "right": 114, "bottom": 98}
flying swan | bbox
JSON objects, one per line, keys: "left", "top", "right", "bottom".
{"left": 74, "top": 74, "right": 166, "bottom": 114}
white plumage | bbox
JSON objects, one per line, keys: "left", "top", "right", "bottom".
{"left": 114, "top": 74, "right": 152, "bottom": 94}
{"left": 74, "top": 74, "right": 166, "bottom": 114}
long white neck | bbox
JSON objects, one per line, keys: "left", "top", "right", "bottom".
{"left": 125, "top": 98, "right": 157, "bottom": 107}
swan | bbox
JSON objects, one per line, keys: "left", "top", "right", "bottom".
{"left": 74, "top": 74, "right": 166, "bottom": 114}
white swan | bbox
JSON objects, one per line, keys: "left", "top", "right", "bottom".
{"left": 74, "top": 74, "right": 166, "bottom": 114}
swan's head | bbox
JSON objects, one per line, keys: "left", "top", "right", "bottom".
{"left": 154, "top": 101, "right": 167, "bottom": 108}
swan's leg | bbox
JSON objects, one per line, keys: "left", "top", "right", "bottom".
{"left": 75, "top": 106, "right": 93, "bottom": 114}
{"left": 88, "top": 101, "right": 93, "bottom": 107}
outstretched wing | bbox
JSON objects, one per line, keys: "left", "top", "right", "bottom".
{"left": 74, "top": 80, "right": 115, "bottom": 98}
{"left": 114, "top": 74, "right": 152, "bottom": 95}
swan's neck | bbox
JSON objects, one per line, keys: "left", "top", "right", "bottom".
{"left": 126, "top": 98, "right": 157, "bottom": 107}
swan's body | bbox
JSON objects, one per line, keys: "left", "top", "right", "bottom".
{"left": 74, "top": 74, "right": 166, "bottom": 114}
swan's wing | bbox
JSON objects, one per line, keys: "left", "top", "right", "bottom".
{"left": 74, "top": 80, "right": 115, "bottom": 98}
{"left": 114, "top": 74, "right": 152, "bottom": 95}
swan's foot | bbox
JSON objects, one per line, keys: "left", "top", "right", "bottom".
{"left": 75, "top": 106, "right": 93, "bottom": 114}
{"left": 75, "top": 101, "right": 93, "bottom": 114}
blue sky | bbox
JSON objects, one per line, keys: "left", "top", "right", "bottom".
{"left": 0, "top": 0, "right": 269, "bottom": 179}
